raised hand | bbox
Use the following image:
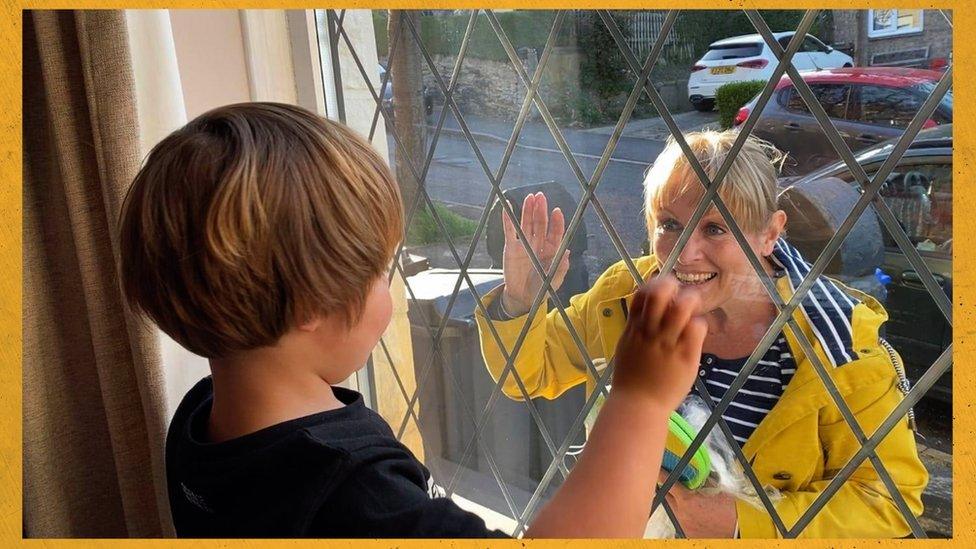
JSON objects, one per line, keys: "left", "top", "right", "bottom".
{"left": 500, "top": 192, "right": 571, "bottom": 316}
{"left": 612, "top": 276, "right": 707, "bottom": 412}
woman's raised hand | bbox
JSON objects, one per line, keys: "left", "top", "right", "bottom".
{"left": 501, "top": 192, "right": 571, "bottom": 316}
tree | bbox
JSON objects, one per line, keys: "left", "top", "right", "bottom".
{"left": 388, "top": 10, "right": 427, "bottom": 216}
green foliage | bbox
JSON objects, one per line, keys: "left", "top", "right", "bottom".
{"left": 406, "top": 202, "right": 478, "bottom": 246}
{"left": 369, "top": 10, "right": 830, "bottom": 127}
{"left": 375, "top": 10, "right": 831, "bottom": 65}
{"left": 373, "top": 10, "right": 389, "bottom": 55}
{"left": 374, "top": 10, "right": 571, "bottom": 62}
{"left": 429, "top": 11, "right": 570, "bottom": 62}
{"left": 375, "top": 10, "right": 629, "bottom": 127}
{"left": 573, "top": 11, "right": 633, "bottom": 125}
{"left": 715, "top": 80, "right": 765, "bottom": 129}
{"left": 675, "top": 10, "right": 832, "bottom": 60}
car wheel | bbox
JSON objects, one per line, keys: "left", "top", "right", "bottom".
{"left": 843, "top": 63, "right": 853, "bottom": 68}
{"left": 692, "top": 99, "right": 714, "bottom": 112}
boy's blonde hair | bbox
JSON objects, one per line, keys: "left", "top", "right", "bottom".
{"left": 643, "top": 130, "right": 784, "bottom": 235}
{"left": 119, "top": 103, "right": 403, "bottom": 359}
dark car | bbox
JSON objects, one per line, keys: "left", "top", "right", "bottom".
{"left": 786, "top": 124, "right": 952, "bottom": 402}
{"left": 378, "top": 64, "right": 435, "bottom": 124}
{"left": 736, "top": 67, "right": 951, "bottom": 176}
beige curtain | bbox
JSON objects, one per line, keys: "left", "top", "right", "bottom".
{"left": 23, "top": 10, "right": 171, "bottom": 537}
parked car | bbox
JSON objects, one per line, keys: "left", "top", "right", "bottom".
{"left": 688, "top": 31, "right": 853, "bottom": 112}
{"left": 377, "top": 64, "right": 395, "bottom": 119}
{"left": 377, "top": 64, "right": 435, "bottom": 123}
{"left": 784, "top": 124, "right": 952, "bottom": 402}
{"left": 736, "top": 67, "right": 951, "bottom": 175}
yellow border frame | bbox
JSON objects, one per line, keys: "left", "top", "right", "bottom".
{"left": 3, "top": 2, "right": 966, "bottom": 546}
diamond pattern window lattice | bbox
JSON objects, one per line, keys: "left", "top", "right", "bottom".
{"left": 317, "top": 8, "right": 952, "bottom": 538}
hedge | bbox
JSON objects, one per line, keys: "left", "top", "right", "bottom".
{"left": 716, "top": 80, "right": 765, "bottom": 129}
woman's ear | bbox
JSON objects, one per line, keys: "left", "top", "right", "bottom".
{"left": 762, "top": 210, "right": 788, "bottom": 256}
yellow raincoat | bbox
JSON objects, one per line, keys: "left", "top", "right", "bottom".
{"left": 474, "top": 254, "right": 928, "bottom": 538}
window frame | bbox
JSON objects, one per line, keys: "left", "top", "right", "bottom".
{"left": 850, "top": 84, "right": 927, "bottom": 129}
{"left": 299, "top": 9, "right": 951, "bottom": 538}
{"left": 801, "top": 35, "right": 827, "bottom": 53}
{"left": 868, "top": 9, "right": 925, "bottom": 39}
{"left": 784, "top": 83, "right": 853, "bottom": 120}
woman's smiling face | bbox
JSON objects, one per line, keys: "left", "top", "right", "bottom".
{"left": 651, "top": 190, "right": 781, "bottom": 315}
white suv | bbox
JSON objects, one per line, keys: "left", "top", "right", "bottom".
{"left": 687, "top": 31, "right": 853, "bottom": 112}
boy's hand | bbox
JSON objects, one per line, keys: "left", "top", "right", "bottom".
{"left": 611, "top": 276, "right": 706, "bottom": 411}
{"left": 525, "top": 276, "right": 706, "bottom": 538}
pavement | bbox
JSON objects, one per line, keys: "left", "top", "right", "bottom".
{"left": 917, "top": 442, "right": 952, "bottom": 537}
{"left": 582, "top": 108, "right": 723, "bottom": 141}
{"left": 913, "top": 398, "right": 953, "bottom": 538}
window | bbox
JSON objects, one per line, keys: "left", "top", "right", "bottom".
{"left": 800, "top": 36, "right": 828, "bottom": 53}
{"left": 785, "top": 84, "right": 850, "bottom": 118}
{"left": 702, "top": 43, "right": 763, "bottom": 60}
{"left": 929, "top": 105, "right": 951, "bottom": 125}
{"left": 868, "top": 9, "right": 923, "bottom": 38}
{"left": 912, "top": 82, "right": 953, "bottom": 123}
{"left": 878, "top": 164, "right": 952, "bottom": 255}
{"left": 870, "top": 47, "right": 929, "bottom": 67}
{"left": 855, "top": 85, "right": 923, "bottom": 128}
{"left": 312, "top": 9, "right": 951, "bottom": 538}
{"left": 831, "top": 161, "right": 952, "bottom": 256}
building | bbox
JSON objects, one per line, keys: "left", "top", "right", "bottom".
{"left": 831, "top": 9, "right": 951, "bottom": 70}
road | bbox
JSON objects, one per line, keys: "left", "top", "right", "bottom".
{"left": 392, "top": 108, "right": 723, "bottom": 278}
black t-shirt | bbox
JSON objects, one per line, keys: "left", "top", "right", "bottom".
{"left": 166, "top": 377, "right": 510, "bottom": 538}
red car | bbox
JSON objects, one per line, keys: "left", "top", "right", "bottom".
{"left": 735, "top": 67, "right": 951, "bottom": 175}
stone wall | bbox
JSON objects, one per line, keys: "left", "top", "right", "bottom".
{"left": 422, "top": 48, "right": 584, "bottom": 121}
{"left": 421, "top": 49, "right": 692, "bottom": 124}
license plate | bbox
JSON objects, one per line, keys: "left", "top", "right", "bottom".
{"left": 710, "top": 66, "right": 735, "bottom": 75}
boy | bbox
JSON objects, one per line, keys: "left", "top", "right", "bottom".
{"left": 118, "top": 102, "right": 706, "bottom": 538}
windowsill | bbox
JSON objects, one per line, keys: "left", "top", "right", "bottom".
{"left": 868, "top": 30, "right": 924, "bottom": 40}
{"left": 428, "top": 454, "right": 555, "bottom": 537}
{"left": 451, "top": 493, "right": 519, "bottom": 536}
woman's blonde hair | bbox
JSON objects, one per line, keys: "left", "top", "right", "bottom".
{"left": 643, "top": 130, "right": 784, "bottom": 235}
{"left": 119, "top": 103, "right": 403, "bottom": 359}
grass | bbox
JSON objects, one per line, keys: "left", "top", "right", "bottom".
{"left": 406, "top": 202, "right": 478, "bottom": 246}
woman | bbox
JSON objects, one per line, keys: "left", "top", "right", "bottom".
{"left": 475, "top": 130, "right": 928, "bottom": 538}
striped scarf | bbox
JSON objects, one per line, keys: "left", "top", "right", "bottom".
{"left": 578, "top": 240, "right": 863, "bottom": 455}
{"left": 771, "top": 240, "right": 860, "bottom": 368}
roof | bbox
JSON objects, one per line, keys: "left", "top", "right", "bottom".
{"left": 709, "top": 31, "right": 794, "bottom": 47}
{"left": 792, "top": 124, "right": 952, "bottom": 184}
{"left": 858, "top": 123, "right": 953, "bottom": 159}
{"left": 773, "top": 67, "right": 943, "bottom": 89}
